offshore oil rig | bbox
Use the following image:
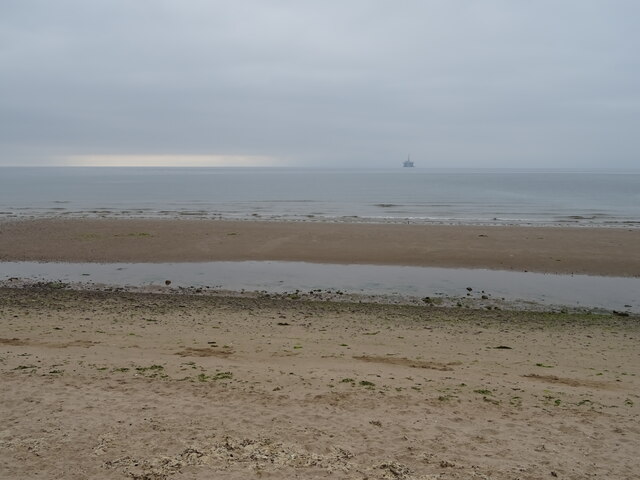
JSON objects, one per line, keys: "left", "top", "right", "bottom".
{"left": 403, "top": 154, "right": 414, "bottom": 167}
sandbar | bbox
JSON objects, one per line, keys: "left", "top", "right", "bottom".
{"left": 1, "top": 218, "right": 639, "bottom": 276}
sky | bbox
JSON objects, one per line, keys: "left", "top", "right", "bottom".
{"left": 1, "top": 0, "right": 639, "bottom": 168}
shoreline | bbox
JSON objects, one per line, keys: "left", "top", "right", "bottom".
{"left": 1, "top": 217, "right": 638, "bottom": 277}
{"left": 4, "top": 212, "right": 640, "bottom": 230}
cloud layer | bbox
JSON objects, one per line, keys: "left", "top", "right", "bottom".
{"left": 1, "top": 1, "right": 639, "bottom": 167}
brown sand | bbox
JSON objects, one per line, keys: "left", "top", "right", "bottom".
{"left": 1, "top": 288, "right": 638, "bottom": 479}
{"left": 1, "top": 218, "right": 639, "bottom": 276}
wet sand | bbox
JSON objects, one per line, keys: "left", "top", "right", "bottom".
{"left": 1, "top": 218, "right": 639, "bottom": 276}
{"left": 1, "top": 287, "right": 639, "bottom": 479}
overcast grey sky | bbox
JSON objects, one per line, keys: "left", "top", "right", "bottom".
{"left": 1, "top": 1, "right": 639, "bottom": 168}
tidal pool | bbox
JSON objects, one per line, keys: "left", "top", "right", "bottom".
{"left": 1, "top": 261, "right": 637, "bottom": 313}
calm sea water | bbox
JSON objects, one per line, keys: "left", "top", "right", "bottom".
{"left": 1, "top": 167, "right": 639, "bottom": 227}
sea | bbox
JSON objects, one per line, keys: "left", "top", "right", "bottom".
{"left": 1, "top": 167, "right": 639, "bottom": 227}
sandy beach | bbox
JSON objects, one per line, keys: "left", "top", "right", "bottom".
{"left": 1, "top": 287, "right": 638, "bottom": 479}
{"left": 1, "top": 218, "right": 639, "bottom": 478}
{"left": 1, "top": 218, "right": 639, "bottom": 276}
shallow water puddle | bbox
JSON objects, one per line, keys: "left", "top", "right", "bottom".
{"left": 1, "top": 261, "right": 638, "bottom": 313}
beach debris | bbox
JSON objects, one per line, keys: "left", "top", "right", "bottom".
{"left": 612, "top": 310, "right": 630, "bottom": 317}
{"left": 535, "top": 363, "right": 554, "bottom": 368}
{"left": 165, "top": 280, "right": 171, "bottom": 286}
{"left": 422, "top": 296, "right": 440, "bottom": 305}
{"left": 494, "top": 345, "right": 512, "bottom": 349}
{"left": 466, "top": 287, "right": 473, "bottom": 292}
{"left": 378, "top": 461, "right": 412, "bottom": 478}
{"left": 105, "top": 438, "right": 357, "bottom": 478}
{"left": 473, "top": 389, "right": 492, "bottom": 396}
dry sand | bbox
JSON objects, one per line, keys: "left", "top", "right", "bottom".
{"left": 1, "top": 287, "right": 639, "bottom": 479}
{"left": 1, "top": 218, "right": 639, "bottom": 276}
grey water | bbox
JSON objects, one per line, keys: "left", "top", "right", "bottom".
{"left": 1, "top": 167, "right": 639, "bottom": 227}
{"left": 1, "top": 261, "right": 638, "bottom": 313}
